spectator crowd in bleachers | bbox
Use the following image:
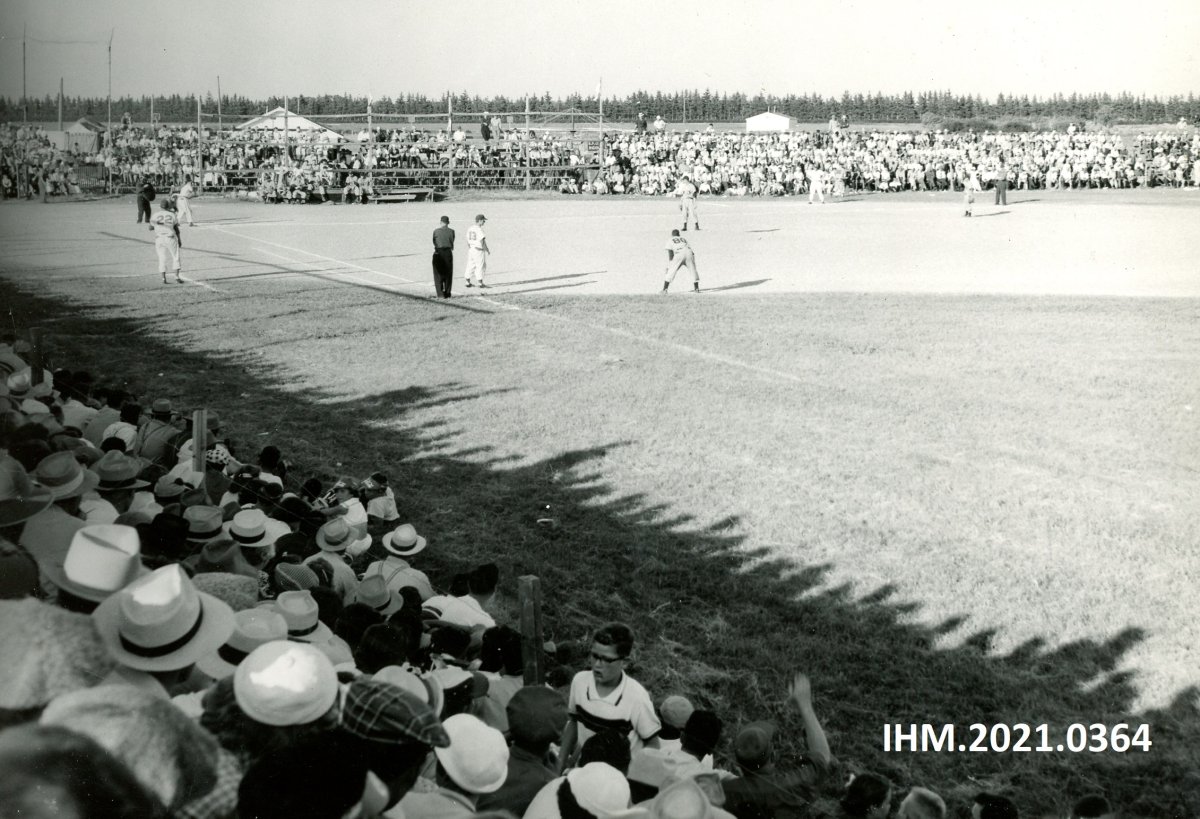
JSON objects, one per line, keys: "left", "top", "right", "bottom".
{"left": 5, "top": 116, "right": 1198, "bottom": 203}
{"left": 0, "top": 332, "right": 1130, "bottom": 818}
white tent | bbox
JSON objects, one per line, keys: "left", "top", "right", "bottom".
{"left": 745, "top": 111, "right": 795, "bottom": 132}
{"left": 236, "top": 107, "right": 343, "bottom": 140}
{"left": 45, "top": 117, "right": 105, "bottom": 152}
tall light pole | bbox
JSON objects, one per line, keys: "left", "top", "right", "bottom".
{"left": 106, "top": 30, "right": 113, "bottom": 135}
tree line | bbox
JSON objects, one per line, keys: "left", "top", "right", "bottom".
{"left": 4, "top": 89, "right": 1197, "bottom": 126}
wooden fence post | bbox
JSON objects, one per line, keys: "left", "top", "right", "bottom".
{"left": 191, "top": 408, "right": 208, "bottom": 477}
{"left": 519, "top": 575, "right": 544, "bottom": 685}
{"left": 29, "top": 328, "right": 44, "bottom": 385}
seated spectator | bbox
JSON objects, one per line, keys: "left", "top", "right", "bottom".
{"left": 91, "top": 563, "right": 236, "bottom": 697}
{"left": 397, "top": 713, "right": 509, "bottom": 816}
{"left": 24, "top": 451, "right": 99, "bottom": 594}
{"left": 39, "top": 684, "right": 221, "bottom": 812}
{"left": 268, "top": 588, "right": 353, "bottom": 665}
{"left": 363, "top": 471, "right": 399, "bottom": 524}
{"left": 0, "top": 723, "right": 167, "bottom": 819}
{"left": 362, "top": 522, "right": 434, "bottom": 600}
{"left": 723, "top": 672, "right": 832, "bottom": 819}
{"left": 423, "top": 561, "right": 500, "bottom": 632}
{"left": 1069, "top": 795, "right": 1115, "bottom": 819}
{"left": 897, "top": 787, "right": 947, "bottom": 819}
{"left": 471, "top": 624, "right": 525, "bottom": 731}
{"left": 337, "top": 675, "right": 450, "bottom": 812}
{"left": 85, "top": 450, "right": 151, "bottom": 523}
{"left": 628, "top": 708, "right": 722, "bottom": 801}
{"left": 476, "top": 686, "right": 569, "bottom": 816}
{"left": 972, "top": 793, "right": 1020, "bottom": 819}
{"left": 102, "top": 402, "right": 141, "bottom": 452}
{"left": 305, "top": 518, "right": 365, "bottom": 603}
{"left": 135, "top": 398, "right": 180, "bottom": 465}
{"left": 200, "top": 641, "right": 339, "bottom": 769}
{"left": 523, "top": 760, "right": 634, "bottom": 819}
{"left": 654, "top": 695, "right": 694, "bottom": 753}
{"left": 841, "top": 772, "right": 894, "bottom": 819}
{"left": 43, "top": 524, "right": 147, "bottom": 614}
{"left": 237, "top": 732, "right": 381, "bottom": 819}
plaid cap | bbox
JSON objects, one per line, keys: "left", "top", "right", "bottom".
{"left": 341, "top": 678, "right": 450, "bottom": 749}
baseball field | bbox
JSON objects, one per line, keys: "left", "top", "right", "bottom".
{"left": 2, "top": 188, "right": 1198, "bottom": 815}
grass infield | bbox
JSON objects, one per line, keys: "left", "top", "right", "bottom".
{"left": 1, "top": 191, "right": 1198, "bottom": 817}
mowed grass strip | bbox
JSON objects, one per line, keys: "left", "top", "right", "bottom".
{"left": 4, "top": 276, "right": 1198, "bottom": 818}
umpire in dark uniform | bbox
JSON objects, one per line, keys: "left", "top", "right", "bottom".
{"left": 137, "top": 177, "right": 156, "bottom": 227}
{"left": 432, "top": 215, "right": 455, "bottom": 298}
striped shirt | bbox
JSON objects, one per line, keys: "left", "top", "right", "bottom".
{"left": 567, "top": 669, "right": 661, "bottom": 749}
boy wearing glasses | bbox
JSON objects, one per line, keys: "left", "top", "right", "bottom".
{"left": 559, "top": 622, "right": 661, "bottom": 771}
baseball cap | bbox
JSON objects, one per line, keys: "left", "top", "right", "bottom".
{"left": 659, "top": 695, "right": 695, "bottom": 730}
{"left": 507, "top": 686, "right": 568, "bottom": 746}
{"left": 475, "top": 213, "right": 487, "bottom": 222}
{"left": 733, "top": 721, "right": 776, "bottom": 768}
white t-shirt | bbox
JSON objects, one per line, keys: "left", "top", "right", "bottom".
{"left": 466, "top": 224, "right": 487, "bottom": 251}
{"left": 422, "top": 594, "right": 495, "bottom": 630}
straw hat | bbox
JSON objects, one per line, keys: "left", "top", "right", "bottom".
{"left": 197, "top": 608, "right": 288, "bottom": 680}
{"left": 91, "top": 564, "right": 235, "bottom": 672}
{"left": 43, "top": 524, "right": 148, "bottom": 604}
{"left": 381, "top": 523, "right": 426, "bottom": 557}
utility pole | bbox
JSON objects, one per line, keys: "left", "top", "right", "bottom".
{"left": 22, "top": 24, "right": 27, "bottom": 122}
{"left": 106, "top": 30, "right": 113, "bottom": 135}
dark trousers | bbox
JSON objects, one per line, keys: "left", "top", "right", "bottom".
{"left": 433, "top": 249, "right": 453, "bottom": 297}
{"left": 994, "top": 179, "right": 1008, "bottom": 205}
{"left": 137, "top": 196, "right": 152, "bottom": 222}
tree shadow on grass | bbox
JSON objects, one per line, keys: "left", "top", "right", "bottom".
{"left": 3, "top": 279, "right": 1197, "bottom": 819}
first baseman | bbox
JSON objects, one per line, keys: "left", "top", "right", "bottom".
{"left": 662, "top": 229, "right": 699, "bottom": 294}
{"left": 465, "top": 213, "right": 489, "bottom": 288}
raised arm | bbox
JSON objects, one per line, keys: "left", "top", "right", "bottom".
{"left": 787, "top": 672, "right": 831, "bottom": 768}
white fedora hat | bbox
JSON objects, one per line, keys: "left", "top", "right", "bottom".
{"left": 197, "top": 608, "right": 289, "bottom": 680}
{"left": 381, "top": 523, "right": 426, "bottom": 557}
{"left": 92, "top": 563, "right": 235, "bottom": 672}
{"left": 44, "top": 524, "right": 148, "bottom": 604}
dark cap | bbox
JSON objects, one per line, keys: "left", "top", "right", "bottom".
{"left": 507, "top": 686, "right": 568, "bottom": 745}
{"left": 475, "top": 214, "right": 487, "bottom": 222}
{"left": 439, "top": 216, "right": 449, "bottom": 223}
{"left": 734, "top": 721, "right": 776, "bottom": 767}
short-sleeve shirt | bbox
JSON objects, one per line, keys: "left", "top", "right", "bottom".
{"left": 152, "top": 209, "right": 179, "bottom": 239}
{"left": 666, "top": 235, "right": 692, "bottom": 255}
{"left": 467, "top": 224, "right": 487, "bottom": 251}
{"left": 433, "top": 225, "right": 455, "bottom": 249}
{"left": 567, "top": 670, "right": 661, "bottom": 749}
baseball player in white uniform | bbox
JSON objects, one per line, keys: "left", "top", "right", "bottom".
{"left": 661, "top": 229, "right": 699, "bottom": 294}
{"left": 808, "top": 165, "right": 826, "bottom": 204}
{"left": 464, "top": 213, "right": 490, "bottom": 288}
{"left": 152, "top": 198, "right": 183, "bottom": 284}
{"left": 675, "top": 175, "right": 699, "bottom": 231}
{"left": 175, "top": 177, "right": 197, "bottom": 226}
{"left": 963, "top": 166, "right": 982, "bottom": 217}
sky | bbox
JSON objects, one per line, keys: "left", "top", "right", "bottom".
{"left": 2, "top": 0, "right": 1198, "bottom": 104}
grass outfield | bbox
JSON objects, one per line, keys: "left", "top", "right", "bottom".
{"left": 2, "top": 192, "right": 1199, "bottom": 816}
